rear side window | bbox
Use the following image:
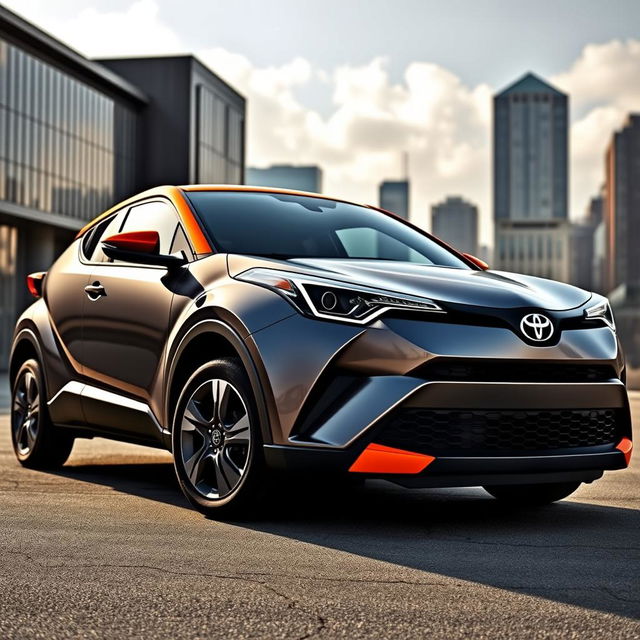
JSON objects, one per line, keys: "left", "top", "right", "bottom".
{"left": 83, "top": 212, "right": 126, "bottom": 262}
{"left": 170, "top": 225, "right": 194, "bottom": 259}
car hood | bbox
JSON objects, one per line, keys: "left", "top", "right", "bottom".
{"left": 227, "top": 256, "right": 592, "bottom": 311}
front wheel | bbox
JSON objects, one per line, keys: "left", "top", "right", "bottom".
{"left": 11, "top": 358, "right": 74, "bottom": 469}
{"left": 483, "top": 481, "right": 581, "bottom": 505}
{"left": 172, "top": 358, "right": 267, "bottom": 518}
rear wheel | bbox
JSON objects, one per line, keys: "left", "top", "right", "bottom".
{"left": 11, "top": 358, "right": 74, "bottom": 469}
{"left": 483, "top": 481, "right": 581, "bottom": 505}
{"left": 172, "top": 358, "right": 266, "bottom": 518}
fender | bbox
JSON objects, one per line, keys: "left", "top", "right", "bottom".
{"left": 164, "top": 317, "right": 273, "bottom": 446}
{"left": 9, "top": 325, "right": 46, "bottom": 389}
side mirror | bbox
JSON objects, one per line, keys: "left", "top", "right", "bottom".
{"left": 463, "top": 253, "right": 489, "bottom": 270}
{"left": 102, "top": 231, "right": 186, "bottom": 269}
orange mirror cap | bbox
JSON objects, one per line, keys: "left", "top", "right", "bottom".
{"left": 463, "top": 253, "right": 489, "bottom": 270}
{"left": 27, "top": 272, "right": 46, "bottom": 299}
{"left": 103, "top": 230, "right": 159, "bottom": 254}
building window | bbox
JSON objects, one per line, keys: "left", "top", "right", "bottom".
{"left": 0, "top": 38, "right": 137, "bottom": 221}
{"left": 196, "top": 84, "right": 243, "bottom": 184}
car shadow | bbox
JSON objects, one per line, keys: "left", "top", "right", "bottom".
{"left": 50, "top": 461, "right": 640, "bottom": 620}
{"left": 53, "top": 461, "right": 191, "bottom": 510}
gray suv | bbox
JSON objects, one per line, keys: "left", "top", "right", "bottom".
{"left": 9, "top": 186, "right": 633, "bottom": 516}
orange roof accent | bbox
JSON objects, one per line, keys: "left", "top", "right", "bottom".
{"left": 75, "top": 185, "right": 211, "bottom": 255}
{"left": 349, "top": 443, "right": 435, "bottom": 474}
{"left": 616, "top": 437, "right": 633, "bottom": 466}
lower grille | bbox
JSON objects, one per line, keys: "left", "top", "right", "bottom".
{"left": 377, "top": 408, "right": 620, "bottom": 455}
{"left": 413, "top": 360, "right": 617, "bottom": 383}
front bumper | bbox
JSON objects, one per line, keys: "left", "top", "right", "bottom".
{"left": 263, "top": 443, "right": 625, "bottom": 488}
{"left": 247, "top": 312, "right": 632, "bottom": 486}
{"left": 262, "top": 378, "right": 632, "bottom": 487}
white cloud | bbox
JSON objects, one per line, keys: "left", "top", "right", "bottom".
{"left": 552, "top": 39, "right": 640, "bottom": 112}
{"left": 6, "top": 0, "right": 184, "bottom": 57}
{"left": 552, "top": 40, "right": 640, "bottom": 216}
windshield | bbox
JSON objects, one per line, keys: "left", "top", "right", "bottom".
{"left": 186, "top": 191, "right": 470, "bottom": 268}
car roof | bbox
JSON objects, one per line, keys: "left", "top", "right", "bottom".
{"left": 179, "top": 184, "right": 363, "bottom": 207}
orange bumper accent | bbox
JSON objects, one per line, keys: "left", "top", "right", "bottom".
{"left": 616, "top": 437, "right": 633, "bottom": 466}
{"left": 349, "top": 443, "right": 435, "bottom": 474}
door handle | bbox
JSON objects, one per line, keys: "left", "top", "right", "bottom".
{"left": 85, "top": 281, "right": 107, "bottom": 301}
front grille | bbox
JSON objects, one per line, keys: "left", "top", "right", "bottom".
{"left": 377, "top": 408, "right": 620, "bottom": 455}
{"left": 413, "top": 360, "right": 617, "bottom": 383}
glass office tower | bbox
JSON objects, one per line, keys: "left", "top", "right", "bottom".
{"left": 493, "top": 72, "right": 570, "bottom": 281}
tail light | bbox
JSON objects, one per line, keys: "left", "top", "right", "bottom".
{"left": 27, "top": 272, "right": 46, "bottom": 298}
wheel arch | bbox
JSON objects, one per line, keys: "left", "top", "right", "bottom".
{"left": 165, "top": 319, "right": 273, "bottom": 445}
{"left": 9, "top": 327, "right": 45, "bottom": 391}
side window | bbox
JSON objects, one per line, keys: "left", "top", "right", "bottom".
{"left": 119, "top": 200, "right": 180, "bottom": 255}
{"left": 170, "top": 225, "right": 194, "bottom": 259}
{"left": 85, "top": 212, "right": 127, "bottom": 262}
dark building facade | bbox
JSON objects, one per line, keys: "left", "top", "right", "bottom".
{"left": 99, "top": 56, "right": 244, "bottom": 188}
{"left": 604, "top": 114, "right": 640, "bottom": 379}
{"left": 604, "top": 114, "right": 640, "bottom": 293}
{"left": 494, "top": 72, "right": 568, "bottom": 222}
{"left": 431, "top": 196, "right": 478, "bottom": 256}
{"left": 0, "top": 5, "right": 245, "bottom": 368}
{"left": 379, "top": 180, "right": 409, "bottom": 220}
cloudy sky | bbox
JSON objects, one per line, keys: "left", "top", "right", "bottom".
{"left": 6, "top": 0, "right": 640, "bottom": 245}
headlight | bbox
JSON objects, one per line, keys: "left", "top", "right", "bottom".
{"left": 236, "top": 267, "right": 445, "bottom": 324}
{"left": 584, "top": 298, "right": 615, "bottom": 330}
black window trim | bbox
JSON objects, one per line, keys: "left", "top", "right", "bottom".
{"left": 78, "top": 196, "right": 196, "bottom": 267}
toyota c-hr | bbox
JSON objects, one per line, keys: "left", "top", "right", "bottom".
{"left": 9, "top": 186, "right": 633, "bottom": 516}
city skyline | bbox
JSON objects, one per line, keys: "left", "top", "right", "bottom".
{"left": 4, "top": 0, "right": 640, "bottom": 246}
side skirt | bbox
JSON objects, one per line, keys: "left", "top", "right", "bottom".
{"left": 48, "top": 381, "right": 169, "bottom": 447}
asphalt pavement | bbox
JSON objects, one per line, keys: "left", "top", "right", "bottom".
{"left": 0, "top": 385, "right": 638, "bottom": 639}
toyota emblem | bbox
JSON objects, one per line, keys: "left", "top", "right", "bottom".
{"left": 520, "top": 313, "right": 554, "bottom": 342}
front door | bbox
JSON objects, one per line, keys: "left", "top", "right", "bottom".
{"left": 81, "top": 199, "right": 191, "bottom": 435}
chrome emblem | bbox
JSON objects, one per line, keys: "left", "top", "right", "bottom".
{"left": 520, "top": 313, "right": 554, "bottom": 342}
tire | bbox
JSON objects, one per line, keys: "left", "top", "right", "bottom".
{"left": 11, "top": 358, "right": 74, "bottom": 469}
{"left": 172, "top": 358, "right": 267, "bottom": 518}
{"left": 483, "top": 481, "right": 581, "bottom": 505}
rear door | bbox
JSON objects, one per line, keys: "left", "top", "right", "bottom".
{"left": 81, "top": 198, "right": 193, "bottom": 434}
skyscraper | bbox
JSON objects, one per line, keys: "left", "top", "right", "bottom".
{"left": 431, "top": 196, "right": 479, "bottom": 256}
{"left": 379, "top": 180, "right": 409, "bottom": 220}
{"left": 493, "top": 72, "right": 570, "bottom": 280}
{"left": 604, "top": 114, "right": 640, "bottom": 292}
{"left": 604, "top": 114, "right": 640, "bottom": 375}
{"left": 246, "top": 165, "right": 322, "bottom": 193}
